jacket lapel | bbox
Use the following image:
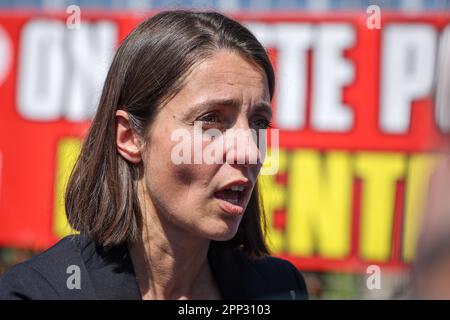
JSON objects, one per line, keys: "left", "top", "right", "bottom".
{"left": 207, "top": 242, "right": 271, "bottom": 300}
{"left": 81, "top": 236, "right": 141, "bottom": 300}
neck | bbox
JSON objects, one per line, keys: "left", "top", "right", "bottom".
{"left": 128, "top": 187, "right": 212, "bottom": 299}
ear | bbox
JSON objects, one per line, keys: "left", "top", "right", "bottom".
{"left": 116, "top": 109, "right": 142, "bottom": 164}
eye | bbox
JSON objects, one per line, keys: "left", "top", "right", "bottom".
{"left": 199, "top": 113, "right": 219, "bottom": 124}
{"left": 196, "top": 112, "right": 226, "bottom": 130}
{"left": 252, "top": 118, "right": 272, "bottom": 130}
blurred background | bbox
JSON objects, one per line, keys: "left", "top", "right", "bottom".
{"left": 1, "top": 0, "right": 450, "bottom": 299}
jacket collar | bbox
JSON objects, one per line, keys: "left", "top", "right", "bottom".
{"left": 79, "top": 235, "right": 269, "bottom": 300}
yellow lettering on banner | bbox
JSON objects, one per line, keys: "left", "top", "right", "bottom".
{"left": 355, "top": 153, "right": 406, "bottom": 261}
{"left": 286, "top": 150, "right": 352, "bottom": 258}
{"left": 402, "top": 153, "right": 440, "bottom": 262}
{"left": 259, "top": 149, "right": 288, "bottom": 253}
{"left": 53, "top": 138, "right": 81, "bottom": 238}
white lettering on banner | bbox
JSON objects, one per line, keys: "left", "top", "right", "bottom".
{"left": 0, "top": 25, "right": 12, "bottom": 86}
{"left": 13, "top": 19, "right": 446, "bottom": 133}
{"left": 435, "top": 25, "right": 450, "bottom": 133}
{"left": 248, "top": 23, "right": 355, "bottom": 132}
{"left": 17, "top": 19, "right": 117, "bottom": 121}
{"left": 249, "top": 23, "right": 313, "bottom": 130}
{"left": 380, "top": 24, "right": 437, "bottom": 133}
{"left": 311, "top": 24, "right": 355, "bottom": 131}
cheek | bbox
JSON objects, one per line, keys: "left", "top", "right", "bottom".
{"left": 145, "top": 131, "right": 218, "bottom": 201}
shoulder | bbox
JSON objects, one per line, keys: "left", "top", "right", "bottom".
{"left": 0, "top": 258, "right": 58, "bottom": 299}
{"left": 0, "top": 234, "right": 95, "bottom": 300}
{"left": 245, "top": 254, "right": 309, "bottom": 300}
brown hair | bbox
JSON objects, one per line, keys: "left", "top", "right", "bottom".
{"left": 65, "top": 10, "right": 275, "bottom": 257}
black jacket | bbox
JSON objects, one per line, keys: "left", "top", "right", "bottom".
{"left": 0, "top": 234, "right": 308, "bottom": 300}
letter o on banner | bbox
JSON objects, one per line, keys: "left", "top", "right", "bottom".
{"left": 0, "top": 25, "right": 11, "bottom": 86}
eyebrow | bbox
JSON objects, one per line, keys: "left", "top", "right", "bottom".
{"left": 194, "top": 98, "right": 272, "bottom": 118}
{"left": 253, "top": 101, "right": 273, "bottom": 119}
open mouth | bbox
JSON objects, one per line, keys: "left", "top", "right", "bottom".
{"left": 214, "top": 185, "right": 245, "bottom": 205}
{"left": 214, "top": 183, "right": 249, "bottom": 216}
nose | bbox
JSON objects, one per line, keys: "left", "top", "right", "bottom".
{"left": 223, "top": 121, "right": 262, "bottom": 167}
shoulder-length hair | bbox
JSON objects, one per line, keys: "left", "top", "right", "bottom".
{"left": 65, "top": 10, "right": 275, "bottom": 257}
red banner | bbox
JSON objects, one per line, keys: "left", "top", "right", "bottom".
{"left": 0, "top": 11, "right": 449, "bottom": 272}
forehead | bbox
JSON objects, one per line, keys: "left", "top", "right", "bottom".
{"left": 173, "top": 50, "right": 270, "bottom": 107}
{"left": 191, "top": 51, "right": 267, "bottom": 89}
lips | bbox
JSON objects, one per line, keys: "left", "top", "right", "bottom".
{"left": 213, "top": 180, "right": 251, "bottom": 216}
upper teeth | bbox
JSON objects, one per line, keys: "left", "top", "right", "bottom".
{"left": 230, "top": 186, "right": 245, "bottom": 192}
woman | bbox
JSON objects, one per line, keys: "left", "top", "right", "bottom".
{"left": 0, "top": 10, "right": 308, "bottom": 300}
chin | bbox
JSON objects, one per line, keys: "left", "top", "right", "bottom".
{"left": 209, "top": 232, "right": 237, "bottom": 242}
{"left": 202, "top": 220, "right": 241, "bottom": 242}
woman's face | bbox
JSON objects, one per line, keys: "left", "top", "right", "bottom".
{"left": 141, "top": 50, "right": 272, "bottom": 241}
